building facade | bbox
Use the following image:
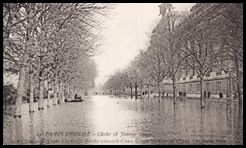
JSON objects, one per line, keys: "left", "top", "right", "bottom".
{"left": 156, "top": 3, "right": 243, "bottom": 99}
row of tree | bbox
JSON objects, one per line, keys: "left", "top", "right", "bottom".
{"left": 103, "top": 3, "right": 243, "bottom": 108}
{"left": 3, "top": 3, "right": 110, "bottom": 117}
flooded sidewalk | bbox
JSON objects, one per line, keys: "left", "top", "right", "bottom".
{"left": 3, "top": 95, "right": 243, "bottom": 145}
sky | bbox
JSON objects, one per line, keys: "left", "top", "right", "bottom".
{"left": 93, "top": 3, "right": 196, "bottom": 87}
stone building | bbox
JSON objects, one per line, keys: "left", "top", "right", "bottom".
{"left": 157, "top": 3, "right": 243, "bottom": 99}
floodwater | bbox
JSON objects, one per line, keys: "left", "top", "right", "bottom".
{"left": 3, "top": 95, "right": 243, "bottom": 145}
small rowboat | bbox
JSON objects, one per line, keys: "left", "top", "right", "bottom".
{"left": 65, "top": 99, "right": 84, "bottom": 103}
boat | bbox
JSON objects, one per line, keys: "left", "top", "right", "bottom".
{"left": 65, "top": 99, "right": 84, "bottom": 103}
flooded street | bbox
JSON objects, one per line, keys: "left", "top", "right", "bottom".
{"left": 3, "top": 95, "right": 243, "bottom": 145}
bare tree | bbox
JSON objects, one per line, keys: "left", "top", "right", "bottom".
{"left": 178, "top": 18, "right": 224, "bottom": 108}
{"left": 218, "top": 4, "right": 243, "bottom": 104}
{"left": 176, "top": 3, "right": 243, "bottom": 108}
{"left": 3, "top": 4, "right": 49, "bottom": 117}
{"left": 151, "top": 7, "right": 188, "bottom": 104}
{"left": 3, "top": 3, "right": 111, "bottom": 117}
{"left": 141, "top": 44, "right": 169, "bottom": 101}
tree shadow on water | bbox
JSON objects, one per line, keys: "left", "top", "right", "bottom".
{"left": 14, "top": 118, "right": 23, "bottom": 144}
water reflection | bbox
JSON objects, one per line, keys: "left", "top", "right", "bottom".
{"left": 38, "top": 110, "right": 45, "bottom": 145}
{"left": 3, "top": 96, "right": 243, "bottom": 145}
{"left": 234, "top": 104, "right": 243, "bottom": 144}
{"left": 15, "top": 118, "right": 23, "bottom": 144}
{"left": 29, "top": 114, "right": 36, "bottom": 144}
{"left": 172, "top": 104, "right": 178, "bottom": 142}
{"left": 199, "top": 109, "right": 205, "bottom": 145}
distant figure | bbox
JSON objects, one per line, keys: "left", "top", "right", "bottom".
{"left": 74, "top": 93, "right": 78, "bottom": 100}
{"left": 219, "top": 92, "right": 223, "bottom": 98}
{"left": 204, "top": 90, "right": 207, "bottom": 99}
{"left": 208, "top": 91, "right": 211, "bottom": 98}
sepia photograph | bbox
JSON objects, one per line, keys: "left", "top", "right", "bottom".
{"left": 3, "top": 3, "right": 243, "bottom": 145}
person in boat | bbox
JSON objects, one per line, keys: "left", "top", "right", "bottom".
{"left": 74, "top": 93, "right": 78, "bottom": 100}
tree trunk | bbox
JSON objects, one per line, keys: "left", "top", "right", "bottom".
{"left": 47, "top": 80, "right": 51, "bottom": 107}
{"left": 227, "top": 73, "right": 233, "bottom": 105}
{"left": 29, "top": 72, "right": 34, "bottom": 113}
{"left": 236, "top": 81, "right": 242, "bottom": 104}
{"left": 172, "top": 76, "right": 177, "bottom": 104}
{"left": 157, "top": 81, "right": 160, "bottom": 102}
{"left": 61, "top": 83, "right": 62, "bottom": 103}
{"left": 58, "top": 83, "right": 62, "bottom": 104}
{"left": 67, "top": 86, "right": 70, "bottom": 100}
{"left": 65, "top": 85, "right": 69, "bottom": 101}
{"left": 61, "top": 83, "right": 64, "bottom": 103}
{"left": 38, "top": 79, "right": 44, "bottom": 110}
{"left": 235, "top": 57, "right": 242, "bottom": 105}
{"left": 53, "top": 85, "right": 56, "bottom": 105}
{"left": 53, "top": 77, "right": 58, "bottom": 105}
{"left": 200, "top": 78, "right": 205, "bottom": 108}
{"left": 130, "top": 86, "right": 133, "bottom": 99}
{"left": 72, "top": 87, "right": 75, "bottom": 99}
{"left": 135, "top": 83, "right": 138, "bottom": 99}
{"left": 148, "top": 83, "right": 150, "bottom": 100}
{"left": 140, "top": 84, "right": 143, "bottom": 99}
{"left": 57, "top": 84, "right": 60, "bottom": 104}
{"left": 15, "top": 65, "right": 27, "bottom": 117}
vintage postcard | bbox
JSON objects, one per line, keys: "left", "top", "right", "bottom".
{"left": 3, "top": 3, "right": 243, "bottom": 145}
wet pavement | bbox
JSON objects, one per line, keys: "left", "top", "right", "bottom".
{"left": 3, "top": 95, "right": 243, "bottom": 145}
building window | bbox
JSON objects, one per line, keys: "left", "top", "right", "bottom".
{"left": 216, "top": 71, "right": 221, "bottom": 76}
{"left": 205, "top": 73, "right": 210, "bottom": 77}
{"left": 206, "top": 82, "right": 209, "bottom": 91}
{"left": 197, "top": 83, "right": 200, "bottom": 92}
{"left": 216, "top": 82, "right": 221, "bottom": 92}
{"left": 189, "top": 84, "right": 192, "bottom": 92}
